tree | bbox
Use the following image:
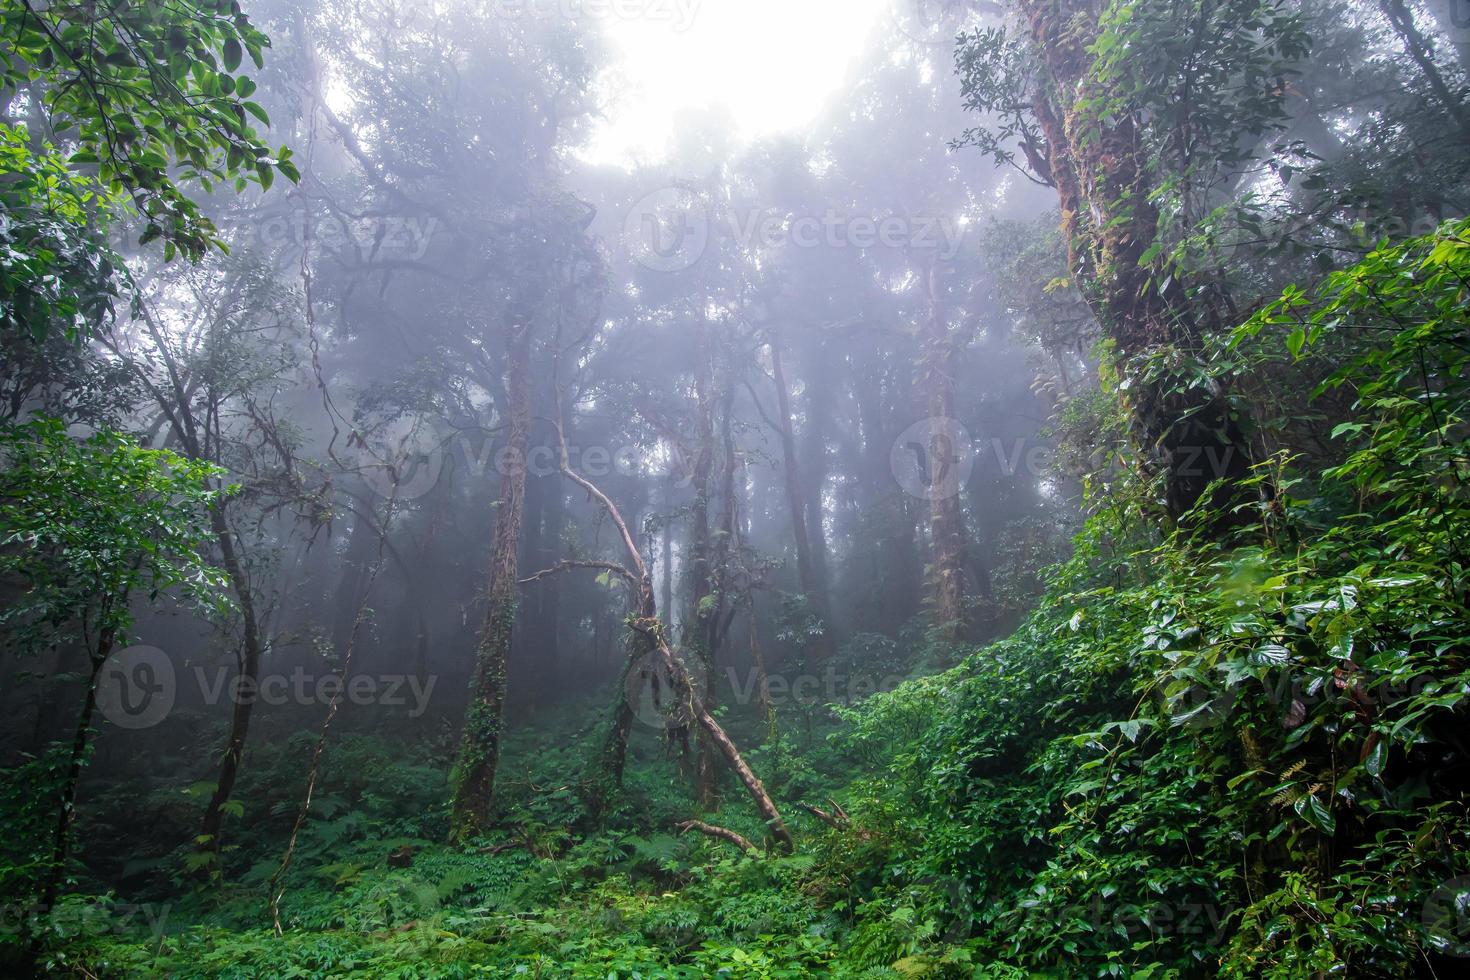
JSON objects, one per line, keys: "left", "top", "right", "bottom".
{"left": 98, "top": 250, "right": 308, "bottom": 876}
{"left": 957, "top": 0, "right": 1313, "bottom": 527}
{"left": 0, "top": 419, "right": 228, "bottom": 920}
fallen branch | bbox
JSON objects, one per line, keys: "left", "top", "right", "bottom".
{"left": 543, "top": 318, "right": 794, "bottom": 853}
{"left": 798, "top": 803, "right": 846, "bottom": 829}
{"left": 675, "top": 819, "right": 759, "bottom": 854}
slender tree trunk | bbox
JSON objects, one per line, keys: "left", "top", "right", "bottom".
{"left": 329, "top": 509, "right": 377, "bottom": 657}
{"left": 921, "top": 261, "right": 970, "bottom": 641}
{"left": 768, "top": 338, "right": 832, "bottom": 658}
{"left": 796, "top": 342, "right": 835, "bottom": 638}
{"left": 1381, "top": 0, "right": 1470, "bottom": 140}
{"left": 199, "top": 502, "right": 265, "bottom": 871}
{"left": 449, "top": 317, "right": 532, "bottom": 841}
{"left": 39, "top": 624, "right": 116, "bottom": 914}
{"left": 660, "top": 472, "right": 675, "bottom": 619}
{"left": 853, "top": 355, "right": 920, "bottom": 632}
{"left": 415, "top": 609, "right": 430, "bottom": 689}
{"left": 520, "top": 465, "right": 547, "bottom": 710}
{"left": 684, "top": 321, "right": 720, "bottom": 807}
{"left": 590, "top": 585, "right": 653, "bottom": 815}
{"left": 537, "top": 487, "right": 563, "bottom": 703}
{"left": 746, "top": 593, "right": 772, "bottom": 724}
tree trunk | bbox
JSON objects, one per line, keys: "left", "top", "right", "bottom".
{"left": 660, "top": 472, "right": 675, "bottom": 619}
{"left": 682, "top": 318, "right": 721, "bottom": 806}
{"left": 39, "top": 624, "right": 116, "bottom": 914}
{"left": 796, "top": 341, "right": 835, "bottom": 639}
{"left": 449, "top": 316, "right": 532, "bottom": 841}
{"left": 1019, "top": 0, "right": 1256, "bottom": 531}
{"left": 853, "top": 353, "right": 921, "bottom": 632}
{"left": 768, "top": 337, "right": 833, "bottom": 658}
{"left": 921, "top": 261, "right": 970, "bottom": 641}
{"left": 1381, "top": 0, "right": 1470, "bottom": 140}
{"left": 198, "top": 502, "right": 265, "bottom": 872}
{"left": 588, "top": 584, "right": 654, "bottom": 817}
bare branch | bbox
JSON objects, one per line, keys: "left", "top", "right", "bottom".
{"left": 518, "top": 560, "right": 638, "bottom": 588}
{"left": 675, "top": 820, "right": 759, "bottom": 854}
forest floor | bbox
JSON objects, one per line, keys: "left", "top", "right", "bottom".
{"left": 23, "top": 689, "right": 961, "bottom": 979}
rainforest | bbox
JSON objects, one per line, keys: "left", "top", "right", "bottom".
{"left": 1, "top": 0, "right": 1468, "bottom": 976}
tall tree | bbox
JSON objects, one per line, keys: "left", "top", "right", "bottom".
{"left": 449, "top": 311, "right": 532, "bottom": 841}
{"left": 959, "top": 0, "right": 1313, "bottom": 526}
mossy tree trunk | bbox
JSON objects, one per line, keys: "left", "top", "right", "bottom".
{"left": 449, "top": 316, "right": 532, "bottom": 841}
{"left": 1019, "top": 0, "right": 1256, "bottom": 530}
{"left": 921, "top": 259, "right": 971, "bottom": 641}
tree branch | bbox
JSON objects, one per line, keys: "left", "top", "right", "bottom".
{"left": 518, "top": 560, "right": 637, "bottom": 588}
{"left": 675, "top": 819, "right": 758, "bottom": 854}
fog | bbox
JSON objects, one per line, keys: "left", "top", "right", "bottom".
{"left": 3, "top": 0, "right": 1467, "bottom": 974}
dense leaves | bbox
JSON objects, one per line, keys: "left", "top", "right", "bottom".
{"left": 0, "top": 0, "right": 298, "bottom": 339}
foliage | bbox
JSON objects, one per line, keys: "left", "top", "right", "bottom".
{"left": 0, "top": 417, "right": 232, "bottom": 653}
{"left": 0, "top": 0, "right": 298, "bottom": 262}
{"left": 829, "top": 218, "right": 1470, "bottom": 976}
{"left": 0, "top": 123, "right": 124, "bottom": 340}
{"left": 2, "top": 2, "right": 1467, "bottom": 977}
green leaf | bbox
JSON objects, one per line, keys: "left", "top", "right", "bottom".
{"left": 1293, "top": 793, "right": 1335, "bottom": 835}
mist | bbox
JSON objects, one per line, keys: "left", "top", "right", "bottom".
{"left": 3, "top": 0, "right": 1468, "bottom": 975}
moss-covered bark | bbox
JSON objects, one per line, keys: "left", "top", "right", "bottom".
{"left": 449, "top": 317, "right": 532, "bottom": 841}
